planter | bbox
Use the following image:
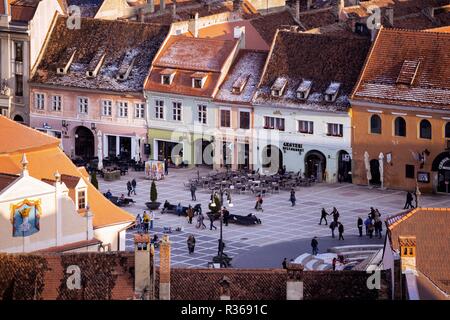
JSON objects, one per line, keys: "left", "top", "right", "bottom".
{"left": 145, "top": 201, "right": 161, "bottom": 210}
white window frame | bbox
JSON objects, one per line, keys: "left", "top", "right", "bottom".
{"left": 102, "top": 100, "right": 112, "bottom": 116}
{"left": 172, "top": 101, "right": 182, "bottom": 121}
{"left": 135, "top": 103, "right": 145, "bottom": 119}
{"left": 78, "top": 97, "right": 89, "bottom": 114}
{"left": 197, "top": 104, "right": 207, "bottom": 124}
{"left": 327, "top": 123, "right": 344, "bottom": 137}
{"left": 264, "top": 116, "right": 285, "bottom": 131}
{"left": 51, "top": 95, "right": 62, "bottom": 112}
{"left": 118, "top": 101, "right": 128, "bottom": 118}
{"left": 155, "top": 99, "right": 164, "bottom": 119}
{"left": 35, "top": 93, "right": 45, "bottom": 110}
{"left": 298, "top": 120, "right": 314, "bottom": 134}
{"left": 76, "top": 188, "right": 87, "bottom": 210}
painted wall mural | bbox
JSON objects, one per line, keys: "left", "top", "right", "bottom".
{"left": 10, "top": 199, "right": 42, "bottom": 237}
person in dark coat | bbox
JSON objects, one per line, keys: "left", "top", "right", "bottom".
{"left": 338, "top": 223, "right": 345, "bottom": 240}
{"left": 329, "top": 220, "right": 337, "bottom": 238}
{"left": 126, "top": 181, "right": 132, "bottom": 196}
{"left": 357, "top": 217, "right": 363, "bottom": 237}
{"left": 332, "top": 257, "right": 337, "bottom": 271}
{"left": 375, "top": 219, "right": 383, "bottom": 239}
{"left": 404, "top": 191, "right": 414, "bottom": 209}
{"left": 282, "top": 258, "right": 288, "bottom": 269}
{"left": 332, "top": 207, "right": 340, "bottom": 223}
{"left": 190, "top": 183, "right": 197, "bottom": 201}
{"left": 222, "top": 207, "right": 230, "bottom": 226}
{"left": 289, "top": 189, "right": 296, "bottom": 206}
{"left": 187, "top": 235, "right": 196, "bottom": 254}
{"left": 319, "top": 208, "right": 328, "bottom": 225}
{"left": 164, "top": 158, "right": 169, "bottom": 175}
{"left": 311, "top": 237, "right": 319, "bottom": 255}
{"left": 131, "top": 178, "right": 137, "bottom": 195}
{"left": 208, "top": 213, "right": 217, "bottom": 230}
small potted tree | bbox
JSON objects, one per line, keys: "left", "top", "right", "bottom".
{"left": 146, "top": 180, "right": 161, "bottom": 210}
{"left": 91, "top": 171, "right": 99, "bottom": 189}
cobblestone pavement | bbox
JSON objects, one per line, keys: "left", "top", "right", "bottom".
{"left": 99, "top": 167, "right": 450, "bottom": 268}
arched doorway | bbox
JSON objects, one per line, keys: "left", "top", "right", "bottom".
{"left": 13, "top": 115, "right": 24, "bottom": 123}
{"left": 338, "top": 150, "right": 352, "bottom": 182}
{"left": 369, "top": 159, "right": 381, "bottom": 185}
{"left": 194, "top": 139, "right": 214, "bottom": 167}
{"left": 305, "top": 150, "right": 326, "bottom": 182}
{"left": 261, "top": 145, "right": 283, "bottom": 172}
{"left": 432, "top": 152, "right": 450, "bottom": 193}
{"left": 75, "top": 126, "right": 94, "bottom": 161}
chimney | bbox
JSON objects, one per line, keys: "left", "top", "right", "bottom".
{"left": 188, "top": 12, "right": 199, "bottom": 38}
{"left": 160, "top": 0, "right": 165, "bottom": 12}
{"left": 233, "top": 26, "right": 245, "bottom": 50}
{"left": 295, "top": 0, "right": 300, "bottom": 21}
{"left": 21, "top": 153, "right": 29, "bottom": 177}
{"left": 385, "top": 7, "right": 394, "bottom": 26}
{"left": 159, "top": 235, "right": 171, "bottom": 300}
{"left": 399, "top": 236, "right": 417, "bottom": 275}
{"left": 148, "top": 0, "right": 155, "bottom": 13}
{"left": 134, "top": 233, "right": 152, "bottom": 300}
{"left": 306, "top": 0, "right": 312, "bottom": 11}
{"left": 172, "top": 0, "right": 176, "bottom": 18}
{"left": 55, "top": 171, "right": 63, "bottom": 246}
{"left": 286, "top": 263, "right": 304, "bottom": 300}
{"left": 219, "top": 276, "right": 231, "bottom": 300}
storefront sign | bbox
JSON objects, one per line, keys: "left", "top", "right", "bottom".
{"left": 417, "top": 172, "right": 430, "bottom": 183}
{"left": 282, "top": 142, "right": 304, "bottom": 154}
{"left": 438, "top": 157, "right": 450, "bottom": 170}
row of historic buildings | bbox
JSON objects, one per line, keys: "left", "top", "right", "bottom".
{"left": 1, "top": 0, "right": 449, "bottom": 192}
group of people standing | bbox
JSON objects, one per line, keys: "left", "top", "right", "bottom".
{"left": 135, "top": 210, "right": 154, "bottom": 233}
{"left": 126, "top": 178, "right": 137, "bottom": 196}
{"left": 359, "top": 207, "right": 383, "bottom": 239}
{"left": 318, "top": 207, "right": 345, "bottom": 240}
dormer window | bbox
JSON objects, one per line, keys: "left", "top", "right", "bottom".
{"left": 296, "top": 80, "right": 312, "bottom": 100}
{"left": 191, "top": 72, "right": 207, "bottom": 89}
{"left": 232, "top": 74, "right": 250, "bottom": 94}
{"left": 324, "top": 82, "right": 341, "bottom": 102}
{"left": 160, "top": 69, "right": 176, "bottom": 85}
{"left": 271, "top": 77, "right": 287, "bottom": 97}
{"left": 77, "top": 189, "right": 86, "bottom": 210}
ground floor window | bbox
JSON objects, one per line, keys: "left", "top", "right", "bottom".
{"left": 157, "top": 140, "right": 183, "bottom": 165}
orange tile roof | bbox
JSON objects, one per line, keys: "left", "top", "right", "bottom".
{"left": 0, "top": 116, "right": 134, "bottom": 228}
{"left": 0, "top": 115, "right": 60, "bottom": 154}
{"left": 352, "top": 28, "right": 450, "bottom": 110}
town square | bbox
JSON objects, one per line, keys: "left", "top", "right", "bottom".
{"left": 0, "top": 0, "right": 449, "bottom": 303}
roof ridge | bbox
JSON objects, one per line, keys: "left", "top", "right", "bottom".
{"left": 382, "top": 27, "right": 450, "bottom": 36}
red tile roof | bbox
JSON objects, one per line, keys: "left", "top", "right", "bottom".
{"left": 0, "top": 172, "right": 19, "bottom": 193}
{"left": 352, "top": 28, "right": 450, "bottom": 110}
{"left": 386, "top": 207, "right": 450, "bottom": 295}
{"left": 254, "top": 30, "right": 371, "bottom": 112}
{"left": 34, "top": 238, "right": 102, "bottom": 253}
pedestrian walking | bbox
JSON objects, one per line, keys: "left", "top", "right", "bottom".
{"left": 135, "top": 213, "right": 142, "bottom": 231}
{"left": 176, "top": 203, "right": 183, "bottom": 217}
{"left": 289, "top": 189, "right": 296, "bottom": 206}
{"left": 190, "top": 184, "right": 197, "bottom": 201}
{"left": 208, "top": 213, "right": 217, "bottom": 230}
{"left": 311, "top": 236, "right": 319, "bottom": 255}
{"left": 142, "top": 211, "right": 149, "bottom": 233}
{"left": 338, "top": 223, "right": 344, "bottom": 240}
{"left": 255, "top": 194, "right": 263, "bottom": 211}
{"left": 149, "top": 210, "right": 154, "bottom": 229}
{"left": 196, "top": 212, "right": 207, "bottom": 229}
{"left": 319, "top": 208, "right": 328, "bottom": 225}
{"left": 187, "top": 205, "right": 194, "bottom": 224}
{"left": 127, "top": 181, "right": 132, "bottom": 197}
{"left": 222, "top": 207, "right": 230, "bottom": 226}
{"left": 375, "top": 219, "right": 383, "bottom": 239}
{"left": 404, "top": 191, "right": 414, "bottom": 209}
{"left": 187, "top": 235, "right": 196, "bottom": 254}
{"left": 357, "top": 217, "right": 363, "bottom": 237}
{"left": 332, "top": 207, "right": 340, "bottom": 223}
{"left": 164, "top": 158, "right": 169, "bottom": 175}
{"left": 329, "top": 220, "right": 337, "bottom": 238}
{"left": 282, "top": 258, "right": 288, "bottom": 269}
{"left": 131, "top": 178, "right": 137, "bottom": 195}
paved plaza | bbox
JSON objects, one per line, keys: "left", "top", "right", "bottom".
{"left": 98, "top": 167, "right": 450, "bottom": 268}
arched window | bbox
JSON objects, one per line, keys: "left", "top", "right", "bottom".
{"left": 370, "top": 114, "right": 382, "bottom": 134}
{"left": 445, "top": 122, "right": 450, "bottom": 139}
{"left": 419, "top": 119, "right": 432, "bottom": 139}
{"left": 394, "top": 117, "right": 406, "bottom": 137}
